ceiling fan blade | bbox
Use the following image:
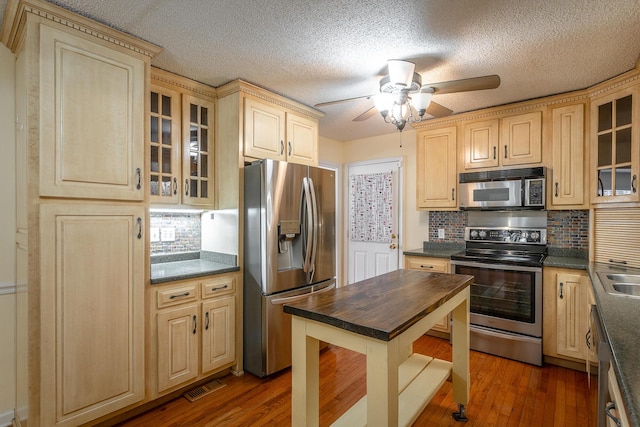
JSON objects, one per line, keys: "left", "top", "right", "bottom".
{"left": 423, "top": 75, "right": 501, "bottom": 95}
{"left": 353, "top": 106, "right": 377, "bottom": 122}
{"left": 314, "top": 94, "right": 376, "bottom": 107}
{"left": 426, "top": 100, "right": 453, "bottom": 118}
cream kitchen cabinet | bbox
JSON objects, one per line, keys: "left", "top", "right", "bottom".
{"left": 150, "top": 68, "right": 216, "bottom": 207}
{"left": 463, "top": 112, "right": 543, "bottom": 170}
{"left": 590, "top": 77, "right": 640, "bottom": 204}
{"left": 4, "top": 1, "right": 161, "bottom": 425}
{"left": 607, "top": 364, "right": 632, "bottom": 427}
{"left": 543, "top": 267, "right": 590, "bottom": 363}
{"left": 155, "top": 274, "right": 237, "bottom": 394}
{"left": 40, "top": 203, "right": 146, "bottom": 426}
{"left": 416, "top": 126, "right": 457, "bottom": 209}
{"left": 38, "top": 20, "right": 147, "bottom": 201}
{"left": 244, "top": 95, "right": 318, "bottom": 166}
{"left": 548, "top": 103, "right": 588, "bottom": 209}
{"left": 404, "top": 255, "right": 451, "bottom": 334}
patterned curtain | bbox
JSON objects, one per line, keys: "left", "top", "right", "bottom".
{"left": 349, "top": 172, "right": 392, "bottom": 243}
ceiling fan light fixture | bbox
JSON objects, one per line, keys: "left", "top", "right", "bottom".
{"left": 374, "top": 93, "right": 394, "bottom": 114}
{"left": 387, "top": 60, "right": 415, "bottom": 87}
{"left": 411, "top": 92, "right": 433, "bottom": 116}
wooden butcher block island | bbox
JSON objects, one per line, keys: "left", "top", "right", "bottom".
{"left": 283, "top": 269, "right": 473, "bottom": 427}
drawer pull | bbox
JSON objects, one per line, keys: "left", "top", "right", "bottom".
{"left": 609, "top": 259, "right": 628, "bottom": 265}
{"left": 420, "top": 265, "right": 434, "bottom": 269}
{"left": 209, "top": 284, "right": 228, "bottom": 292}
{"left": 169, "top": 292, "right": 190, "bottom": 300}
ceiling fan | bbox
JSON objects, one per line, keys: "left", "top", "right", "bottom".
{"left": 315, "top": 59, "right": 501, "bottom": 131}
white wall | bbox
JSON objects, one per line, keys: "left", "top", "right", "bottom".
{"left": 201, "top": 209, "right": 239, "bottom": 256}
{"left": 0, "top": 42, "right": 17, "bottom": 423}
{"left": 319, "top": 130, "right": 430, "bottom": 285}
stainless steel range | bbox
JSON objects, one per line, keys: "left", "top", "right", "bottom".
{"left": 450, "top": 211, "right": 547, "bottom": 366}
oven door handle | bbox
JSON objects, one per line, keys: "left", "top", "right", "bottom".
{"left": 450, "top": 259, "right": 542, "bottom": 273}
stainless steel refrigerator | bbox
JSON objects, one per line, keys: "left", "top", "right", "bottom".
{"left": 243, "top": 159, "right": 336, "bottom": 377}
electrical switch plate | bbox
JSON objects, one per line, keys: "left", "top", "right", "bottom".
{"left": 161, "top": 227, "right": 176, "bottom": 242}
{"left": 150, "top": 227, "right": 160, "bottom": 242}
{"left": 438, "top": 228, "right": 445, "bottom": 239}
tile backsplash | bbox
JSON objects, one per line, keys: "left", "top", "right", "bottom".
{"left": 428, "top": 210, "right": 589, "bottom": 250}
{"left": 150, "top": 211, "right": 201, "bottom": 255}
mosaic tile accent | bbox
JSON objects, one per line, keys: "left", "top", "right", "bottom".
{"left": 428, "top": 211, "right": 467, "bottom": 243}
{"left": 546, "top": 210, "right": 589, "bottom": 249}
{"left": 427, "top": 210, "right": 589, "bottom": 250}
{"left": 150, "top": 211, "right": 201, "bottom": 255}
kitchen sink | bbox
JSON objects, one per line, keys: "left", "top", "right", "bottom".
{"left": 597, "top": 272, "right": 640, "bottom": 298}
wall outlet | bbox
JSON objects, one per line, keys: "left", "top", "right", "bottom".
{"left": 438, "top": 228, "right": 445, "bottom": 239}
{"left": 160, "top": 227, "right": 176, "bottom": 242}
{"left": 150, "top": 227, "right": 160, "bottom": 242}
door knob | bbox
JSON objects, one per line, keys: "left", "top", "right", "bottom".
{"left": 391, "top": 233, "right": 397, "bottom": 239}
{"left": 390, "top": 244, "right": 397, "bottom": 249}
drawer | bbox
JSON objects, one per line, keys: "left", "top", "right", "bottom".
{"left": 405, "top": 257, "right": 450, "bottom": 273}
{"left": 157, "top": 283, "right": 198, "bottom": 308}
{"left": 201, "top": 275, "right": 235, "bottom": 299}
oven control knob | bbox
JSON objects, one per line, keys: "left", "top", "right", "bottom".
{"left": 478, "top": 230, "right": 487, "bottom": 238}
{"left": 522, "top": 231, "right": 529, "bottom": 239}
{"left": 470, "top": 230, "right": 478, "bottom": 238}
{"left": 530, "top": 231, "right": 540, "bottom": 241}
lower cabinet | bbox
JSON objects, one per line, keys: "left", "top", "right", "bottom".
{"left": 543, "top": 267, "right": 590, "bottom": 363}
{"left": 404, "top": 255, "right": 451, "bottom": 333}
{"left": 155, "top": 274, "right": 237, "bottom": 394}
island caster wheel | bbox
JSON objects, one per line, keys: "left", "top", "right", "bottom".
{"left": 452, "top": 403, "right": 468, "bottom": 422}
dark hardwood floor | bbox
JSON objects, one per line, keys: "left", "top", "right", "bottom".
{"left": 116, "top": 335, "right": 598, "bottom": 426}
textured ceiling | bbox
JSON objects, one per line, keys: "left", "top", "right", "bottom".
{"left": 2, "top": 0, "right": 640, "bottom": 141}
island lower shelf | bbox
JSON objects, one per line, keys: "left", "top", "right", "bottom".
{"left": 331, "top": 353, "right": 452, "bottom": 427}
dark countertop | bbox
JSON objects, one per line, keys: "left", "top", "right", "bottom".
{"left": 588, "top": 262, "right": 640, "bottom": 426}
{"left": 403, "top": 242, "right": 465, "bottom": 259}
{"left": 151, "top": 260, "right": 240, "bottom": 284}
{"left": 283, "top": 269, "right": 473, "bottom": 341}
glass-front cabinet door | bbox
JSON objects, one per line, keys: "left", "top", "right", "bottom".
{"left": 182, "top": 94, "right": 215, "bottom": 206}
{"left": 150, "top": 85, "right": 181, "bottom": 204}
{"left": 592, "top": 86, "right": 639, "bottom": 203}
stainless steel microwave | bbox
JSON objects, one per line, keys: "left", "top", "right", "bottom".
{"left": 458, "top": 167, "right": 546, "bottom": 210}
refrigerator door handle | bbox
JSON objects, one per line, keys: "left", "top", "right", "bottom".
{"left": 307, "top": 177, "right": 318, "bottom": 282}
{"left": 301, "top": 177, "right": 313, "bottom": 274}
{"left": 270, "top": 282, "right": 336, "bottom": 305}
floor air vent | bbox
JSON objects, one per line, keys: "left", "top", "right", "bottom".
{"left": 183, "top": 379, "right": 226, "bottom": 402}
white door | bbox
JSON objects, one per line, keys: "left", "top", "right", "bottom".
{"left": 347, "top": 158, "right": 401, "bottom": 284}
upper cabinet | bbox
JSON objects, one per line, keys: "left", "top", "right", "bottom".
{"left": 243, "top": 95, "right": 319, "bottom": 166}
{"left": 149, "top": 68, "right": 216, "bottom": 207}
{"left": 38, "top": 22, "right": 147, "bottom": 201}
{"left": 463, "top": 111, "right": 542, "bottom": 170}
{"left": 548, "top": 102, "right": 588, "bottom": 209}
{"left": 590, "top": 76, "right": 640, "bottom": 204}
{"left": 416, "top": 126, "right": 457, "bottom": 209}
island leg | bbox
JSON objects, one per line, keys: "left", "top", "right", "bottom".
{"left": 451, "top": 288, "right": 470, "bottom": 422}
{"left": 291, "top": 317, "right": 320, "bottom": 426}
{"left": 366, "top": 338, "right": 400, "bottom": 427}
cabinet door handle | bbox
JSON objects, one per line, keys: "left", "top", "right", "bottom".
{"left": 493, "top": 146, "right": 496, "bottom": 160}
{"left": 504, "top": 145, "right": 507, "bottom": 159}
{"left": 173, "top": 177, "right": 177, "bottom": 195}
{"left": 136, "top": 168, "right": 142, "bottom": 190}
{"left": 609, "top": 258, "right": 628, "bottom": 265}
{"left": 633, "top": 174, "right": 637, "bottom": 193}
{"left": 169, "top": 292, "right": 190, "bottom": 300}
{"left": 605, "top": 402, "right": 622, "bottom": 427}
{"left": 451, "top": 188, "right": 455, "bottom": 201}
{"left": 185, "top": 179, "right": 189, "bottom": 196}
{"left": 210, "top": 285, "right": 228, "bottom": 292}
{"left": 136, "top": 217, "right": 142, "bottom": 239}
{"left": 559, "top": 282, "right": 564, "bottom": 299}
{"left": 280, "top": 140, "right": 284, "bottom": 155}
{"left": 192, "top": 315, "right": 197, "bottom": 335}
{"left": 288, "top": 141, "right": 292, "bottom": 156}
{"left": 205, "top": 311, "right": 210, "bottom": 330}
{"left": 585, "top": 328, "right": 591, "bottom": 349}
{"left": 555, "top": 182, "right": 559, "bottom": 198}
